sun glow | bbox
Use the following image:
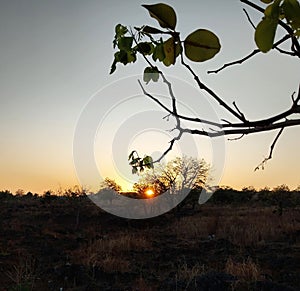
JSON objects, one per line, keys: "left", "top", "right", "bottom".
{"left": 145, "top": 188, "right": 155, "bottom": 197}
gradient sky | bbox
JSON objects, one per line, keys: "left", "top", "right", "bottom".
{"left": 0, "top": 0, "right": 299, "bottom": 194}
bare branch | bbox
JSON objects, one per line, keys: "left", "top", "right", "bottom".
{"left": 243, "top": 8, "right": 256, "bottom": 29}
{"left": 254, "top": 127, "right": 284, "bottom": 171}
{"left": 180, "top": 53, "right": 247, "bottom": 122}
{"left": 208, "top": 34, "right": 291, "bottom": 74}
{"left": 233, "top": 101, "right": 246, "bottom": 120}
{"left": 228, "top": 134, "right": 245, "bottom": 141}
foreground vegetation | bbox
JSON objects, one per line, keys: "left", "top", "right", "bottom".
{"left": 0, "top": 186, "right": 299, "bottom": 290}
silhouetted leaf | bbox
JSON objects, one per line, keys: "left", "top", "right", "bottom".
{"left": 135, "top": 42, "right": 154, "bottom": 55}
{"left": 143, "top": 156, "right": 154, "bottom": 169}
{"left": 118, "top": 37, "right": 133, "bottom": 51}
{"left": 264, "top": 0, "right": 281, "bottom": 19}
{"left": 282, "top": 0, "right": 300, "bottom": 33}
{"left": 261, "top": 0, "right": 274, "bottom": 3}
{"left": 142, "top": 3, "right": 177, "bottom": 30}
{"left": 153, "top": 41, "right": 165, "bottom": 62}
{"left": 184, "top": 29, "right": 221, "bottom": 62}
{"left": 139, "top": 25, "right": 166, "bottom": 34}
{"left": 113, "top": 24, "right": 128, "bottom": 48}
{"left": 128, "top": 151, "right": 135, "bottom": 160}
{"left": 143, "top": 67, "right": 160, "bottom": 84}
{"left": 163, "top": 37, "right": 176, "bottom": 66}
{"left": 255, "top": 18, "right": 278, "bottom": 52}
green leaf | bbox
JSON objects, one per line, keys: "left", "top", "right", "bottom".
{"left": 132, "top": 166, "right": 138, "bottom": 174}
{"left": 143, "top": 156, "right": 154, "bottom": 169}
{"left": 163, "top": 37, "right": 176, "bottom": 66}
{"left": 115, "top": 24, "right": 128, "bottom": 36}
{"left": 264, "top": 0, "right": 281, "bottom": 19}
{"left": 113, "top": 24, "right": 128, "bottom": 48}
{"left": 255, "top": 17, "right": 278, "bottom": 52}
{"left": 140, "top": 25, "right": 166, "bottom": 34}
{"left": 135, "top": 42, "right": 154, "bottom": 55}
{"left": 130, "top": 158, "right": 140, "bottom": 165}
{"left": 152, "top": 41, "right": 165, "bottom": 62}
{"left": 142, "top": 3, "right": 177, "bottom": 30}
{"left": 118, "top": 37, "right": 133, "bottom": 51}
{"left": 282, "top": 0, "right": 300, "bottom": 33}
{"left": 261, "top": 0, "right": 274, "bottom": 3}
{"left": 143, "top": 67, "right": 160, "bottom": 84}
{"left": 184, "top": 29, "right": 221, "bottom": 62}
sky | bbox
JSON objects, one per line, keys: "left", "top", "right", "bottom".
{"left": 0, "top": 0, "right": 299, "bottom": 194}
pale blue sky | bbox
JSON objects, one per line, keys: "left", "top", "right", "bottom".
{"left": 0, "top": 0, "right": 299, "bottom": 193}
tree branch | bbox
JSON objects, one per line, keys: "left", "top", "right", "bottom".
{"left": 254, "top": 127, "right": 284, "bottom": 171}
{"left": 180, "top": 53, "right": 247, "bottom": 122}
{"left": 208, "top": 34, "right": 291, "bottom": 74}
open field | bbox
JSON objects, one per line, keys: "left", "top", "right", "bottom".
{"left": 0, "top": 190, "right": 299, "bottom": 290}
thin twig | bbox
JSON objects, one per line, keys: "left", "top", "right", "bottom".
{"left": 208, "top": 34, "right": 291, "bottom": 74}
{"left": 254, "top": 127, "right": 284, "bottom": 171}
{"left": 228, "top": 134, "right": 245, "bottom": 141}
{"left": 243, "top": 8, "right": 256, "bottom": 29}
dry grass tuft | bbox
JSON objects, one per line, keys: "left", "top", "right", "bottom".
{"left": 176, "top": 261, "right": 206, "bottom": 281}
{"left": 225, "top": 257, "right": 260, "bottom": 282}
{"left": 71, "top": 231, "right": 151, "bottom": 273}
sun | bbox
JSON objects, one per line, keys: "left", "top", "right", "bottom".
{"left": 145, "top": 188, "right": 155, "bottom": 197}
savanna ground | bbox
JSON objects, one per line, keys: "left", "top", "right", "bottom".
{"left": 0, "top": 188, "right": 299, "bottom": 290}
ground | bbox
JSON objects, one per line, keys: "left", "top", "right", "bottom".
{"left": 0, "top": 194, "right": 299, "bottom": 290}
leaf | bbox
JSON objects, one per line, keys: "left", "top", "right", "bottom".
{"left": 142, "top": 3, "right": 177, "bottom": 30}
{"left": 184, "top": 29, "right": 221, "bottom": 62}
{"left": 163, "top": 37, "right": 176, "bottom": 66}
{"left": 128, "top": 151, "right": 135, "bottom": 161}
{"left": 143, "top": 156, "right": 154, "bottom": 169}
{"left": 152, "top": 41, "right": 165, "bottom": 62}
{"left": 110, "top": 59, "right": 117, "bottom": 74}
{"left": 118, "top": 37, "right": 133, "bottom": 51}
{"left": 264, "top": 0, "right": 281, "bottom": 19}
{"left": 261, "top": 0, "right": 274, "bottom": 3}
{"left": 113, "top": 24, "right": 128, "bottom": 48}
{"left": 135, "top": 42, "right": 154, "bottom": 55}
{"left": 255, "top": 18, "right": 278, "bottom": 52}
{"left": 282, "top": 0, "right": 300, "bottom": 33}
{"left": 115, "top": 24, "right": 128, "bottom": 36}
{"left": 132, "top": 166, "right": 138, "bottom": 174}
{"left": 140, "top": 25, "right": 166, "bottom": 34}
{"left": 143, "top": 67, "right": 160, "bottom": 84}
{"left": 130, "top": 158, "right": 141, "bottom": 166}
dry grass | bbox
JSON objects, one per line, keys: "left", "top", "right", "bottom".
{"left": 71, "top": 231, "right": 152, "bottom": 273}
{"left": 217, "top": 207, "right": 300, "bottom": 246}
{"left": 6, "top": 255, "right": 37, "bottom": 290}
{"left": 171, "top": 206, "right": 300, "bottom": 247}
{"left": 225, "top": 257, "right": 260, "bottom": 282}
{"left": 176, "top": 261, "right": 206, "bottom": 281}
{"left": 171, "top": 216, "right": 217, "bottom": 239}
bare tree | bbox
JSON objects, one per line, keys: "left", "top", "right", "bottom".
{"left": 133, "top": 156, "right": 209, "bottom": 199}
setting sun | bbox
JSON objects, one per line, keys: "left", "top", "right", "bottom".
{"left": 145, "top": 188, "right": 155, "bottom": 197}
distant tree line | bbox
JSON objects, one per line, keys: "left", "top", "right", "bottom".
{"left": 1, "top": 183, "right": 299, "bottom": 209}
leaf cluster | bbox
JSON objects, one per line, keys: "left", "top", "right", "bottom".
{"left": 110, "top": 3, "right": 221, "bottom": 81}
{"left": 255, "top": 0, "right": 300, "bottom": 52}
{"left": 128, "top": 151, "right": 154, "bottom": 174}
